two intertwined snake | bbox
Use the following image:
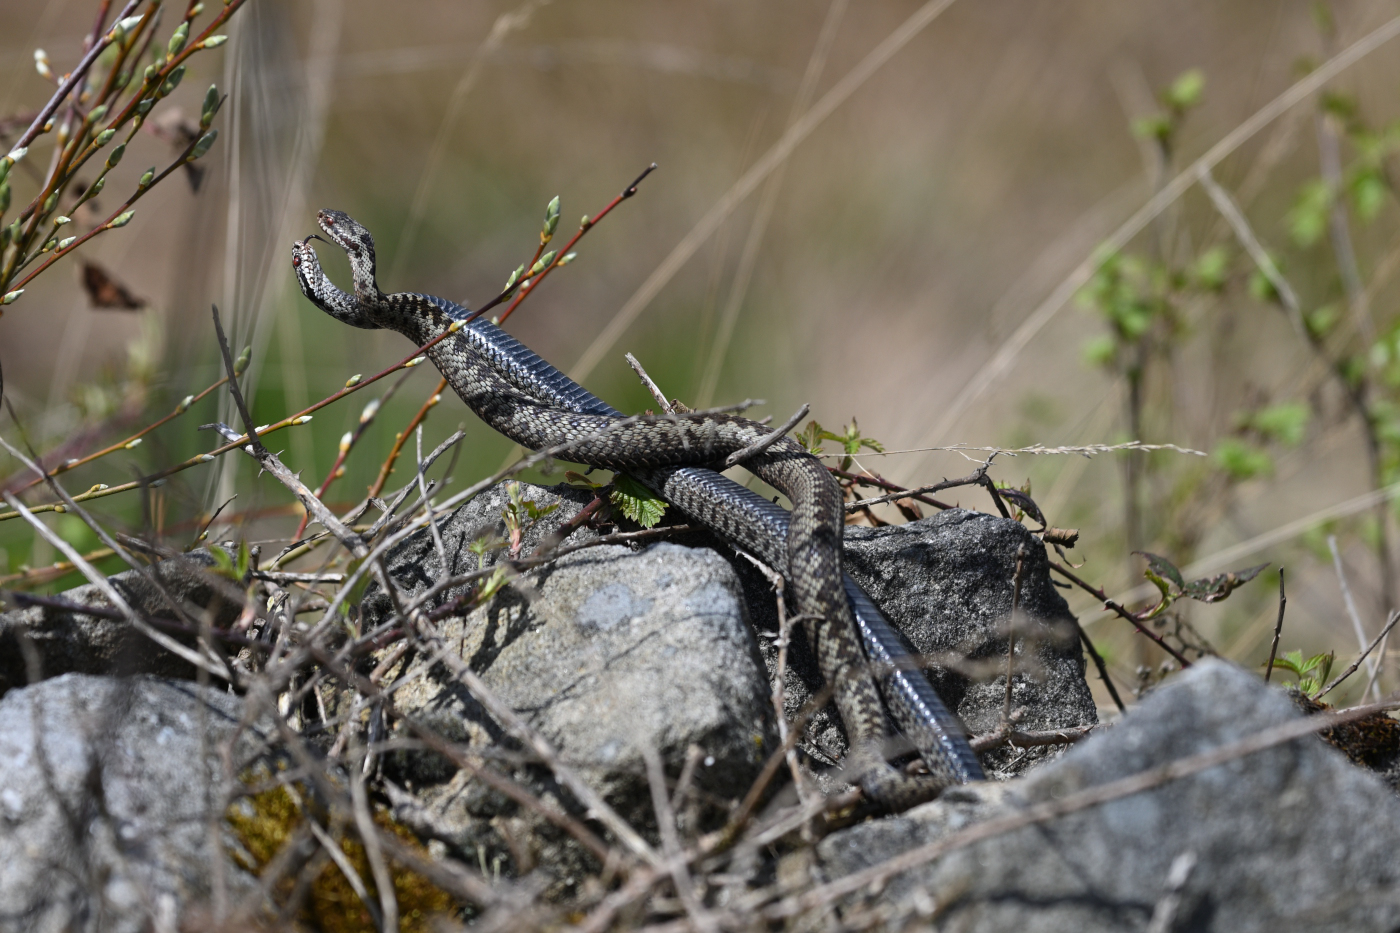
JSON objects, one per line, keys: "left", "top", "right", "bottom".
{"left": 292, "top": 209, "right": 983, "bottom": 809}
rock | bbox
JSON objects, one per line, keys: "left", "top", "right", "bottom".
{"left": 0, "top": 674, "right": 267, "bottom": 933}
{"left": 816, "top": 659, "right": 1400, "bottom": 931}
{"left": 359, "top": 486, "right": 775, "bottom": 891}
{"left": 0, "top": 549, "right": 245, "bottom": 697}
{"left": 734, "top": 508, "right": 1097, "bottom": 778}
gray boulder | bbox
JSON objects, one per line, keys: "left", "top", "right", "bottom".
{"left": 0, "top": 549, "right": 245, "bottom": 697}
{"left": 816, "top": 659, "right": 1400, "bottom": 931}
{"left": 0, "top": 674, "right": 266, "bottom": 933}
{"left": 360, "top": 485, "right": 776, "bottom": 888}
{"left": 735, "top": 508, "right": 1097, "bottom": 777}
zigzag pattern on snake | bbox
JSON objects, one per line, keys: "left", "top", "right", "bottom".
{"left": 292, "top": 209, "right": 983, "bottom": 808}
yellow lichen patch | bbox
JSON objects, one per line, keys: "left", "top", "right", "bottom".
{"left": 226, "top": 773, "right": 457, "bottom": 932}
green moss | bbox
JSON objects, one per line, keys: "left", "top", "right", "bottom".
{"left": 226, "top": 771, "right": 457, "bottom": 932}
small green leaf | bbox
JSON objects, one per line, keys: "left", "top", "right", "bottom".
{"left": 1248, "top": 402, "right": 1309, "bottom": 446}
{"left": 1180, "top": 563, "right": 1268, "bottom": 603}
{"left": 1082, "top": 334, "right": 1116, "bottom": 368}
{"left": 610, "top": 473, "right": 667, "bottom": 528}
{"left": 1136, "top": 551, "right": 1185, "bottom": 589}
{"left": 1189, "top": 247, "right": 1228, "bottom": 292}
{"left": 1214, "top": 438, "right": 1272, "bottom": 480}
{"left": 1287, "top": 178, "right": 1332, "bottom": 248}
{"left": 1163, "top": 69, "right": 1205, "bottom": 111}
{"left": 235, "top": 539, "right": 251, "bottom": 578}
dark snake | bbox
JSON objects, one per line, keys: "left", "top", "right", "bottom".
{"left": 292, "top": 210, "right": 983, "bottom": 808}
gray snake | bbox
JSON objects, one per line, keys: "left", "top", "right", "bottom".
{"left": 292, "top": 209, "right": 983, "bottom": 808}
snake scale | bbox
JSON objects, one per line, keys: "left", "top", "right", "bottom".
{"left": 292, "top": 209, "right": 983, "bottom": 809}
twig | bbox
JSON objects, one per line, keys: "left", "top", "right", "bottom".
{"left": 626, "top": 352, "right": 675, "bottom": 414}
{"left": 1047, "top": 558, "right": 1192, "bottom": 668}
{"left": 1144, "top": 851, "right": 1198, "bottom": 933}
{"left": 210, "top": 305, "right": 366, "bottom": 560}
{"left": 1198, "top": 166, "right": 1307, "bottom": 339}
{"left": 723, "top": 404, "right": 809, "bottom": 469}
{"left": 1265, "top": 568, "right": 1286, "bottom": 684}
{"left": 1316, "top": 608, "right": 1400, "bottom": 700}
{"left": 1328, "top": 535, "right": 1377, "bottom": 689}
{"left": 1004, "top": 544, "right": 1026, "bottom": 728}
{"left": 842, "top": 464, "right": 998, "bottom": 513}
{"left": 827, "top": 466, "right": 953, "bottom": 511}
{"left": 492, "top": 164, "right": 658, "bottom": 325}
{"left": 1076, "top": 621, "right": 1127, "bottom": 713}
{"left": 642, "top": 744, "right": 717, "bottom": 933}
{"left": 969, "top": 724, "right": 1097, "bottom": 754}
{"left": 367, "top": 377, "right": 447, "bottom": 500}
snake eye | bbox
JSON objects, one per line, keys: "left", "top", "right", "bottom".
{"left": 293, "top": 255, "right": 301, "bottom": 266}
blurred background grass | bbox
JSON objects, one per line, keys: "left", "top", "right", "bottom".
{"left": 4, "top": 0, "right": 1400, "bottom": 708}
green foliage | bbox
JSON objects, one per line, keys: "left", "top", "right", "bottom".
{"left": 1189, "top": 246, "right": 1229, "bottom": 292}
{"left": 502, "top": 481, "right": 560, "bottom": 554}
{"left": 1213, "top": 438, "right": 1272, "bottom": 480}
{"left": 1134, "top": 550, "right": 1267, "bottom": 618}
{"left": 1241, "top": 402, "right": 1310, "bottom": 446}
{"left": 1162, "top": 68, "right": 1205, "bottom": 112}
{"left": 209, "top": 540, "right": 252, "bottom": 581}
{"left": 610, "top": 473, "right": 667, "bottom": 528}
{"left": 1287, "top": 177, "right": 1332, "bottom": 247}
{"left": 796, "top": 417, "right": 884, "bottom": 472}
{"left": 1269, "top": 649, "right": 1336, "bottom": 697}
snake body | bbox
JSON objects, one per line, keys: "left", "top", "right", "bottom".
{"left": 292, "top": 210, "right": 983, "bottom": 806}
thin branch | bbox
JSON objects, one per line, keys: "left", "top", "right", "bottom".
{"left": 1265, "top": 569, "right": 1286, "bottom": 684}
{"left": 1048, "top": 558, "right": 1192, "bottom": 668}
{"left": 1316, "top": 609, "right": 1400, "bottom": 700}
{"left": 1328, "top": 535, "right": 1377, "bottom": 689}
{"left": 626, "top": 352, "right": 676, "bottom": 414}
{"left": 723, "top": 404, "right": 808, "bottom": 469}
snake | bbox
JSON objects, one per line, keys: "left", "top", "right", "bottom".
{"left": 292, "top": 209, "right": 984, "bottom": 808}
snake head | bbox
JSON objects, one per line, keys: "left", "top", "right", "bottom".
{"left": 317, "top": 209, "right": 380, "bottom": 305}
{"left": 292, "top": 234, "right": 376, "bottom": 329}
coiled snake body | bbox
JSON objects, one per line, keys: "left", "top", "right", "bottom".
{"left": 293, "top": 210, "right": 983, "bottom": 808}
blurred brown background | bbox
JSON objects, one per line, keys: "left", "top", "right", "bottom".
{"left": 4, "top": 0, "right": 1400, "bottom": 707}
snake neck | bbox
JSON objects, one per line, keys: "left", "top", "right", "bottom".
{"left": 293, "top": 240, "right": 378, "bottom": 330}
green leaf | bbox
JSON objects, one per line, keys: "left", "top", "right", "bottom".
{"left": 1306, "top": 304, "right": 1339, "bottom": 340}
{"left": 1189, "top": 247, "right": 1229, "bottom": 292}
{"left": 1163, "top": 68, "right": 1205, "bottom": 111}
{"left": 1213, "top": 439, "right": 1272, "bottom": 480}
{"left": 610, "top": 473, "right": 667, "bottom": 528}
{"left": 1350, "top": 168, "right": 1386, "bottom": 221}
{"left": 1082, "top": 334, "right": 1116, "bottom": 368}
{"left": 1287, "top": 178, "right": 1332, "bottom": 248}
{"left": 1136, "top": 551, "right": 1185, "bottom": 589}
{"left": 1179, "top": 562, "right": 1268, "bottom": 603}
{"left": 1249, "top": 402, "right": 1309, "bottom": 446}
{"left": 235, "top": 539, "right": 251, "bottom": 578}
{"left": 1131, "top": 113, "right": 1171, "bottom": 142}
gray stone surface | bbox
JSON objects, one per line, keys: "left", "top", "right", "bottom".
{"left": 0, "top": 674, "right": 266, "bottom": 933}
{"left": 817, "top": 659, "right": 1400, "bottom": 932}
{"left": 735, "top": 508, "right": 1097, "bottom": 777}
{"left": 363, "top": 488, "right": 776, "bottom": 887}
{"left": 0, "top": 549, "right": 244, "bottom": 697}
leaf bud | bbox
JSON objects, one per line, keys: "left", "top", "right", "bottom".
{"left": 92, "top": 128, "right": 115, "bottom": 148}
{"left": 233, "top": 345, "right": 251, "bottom": 375}
{"left": 43, "top": 191, "right": 58, "bottom": 212}
{"left": 115, "top": 15, "right": 144, "bottom": 38}
{"left": 177, "top": 394, "right": 194, "bottom": 413}
{"left": 200, "top": 35, "right": 228, "bottom": 49}
{"left": 503, "top": 265, "right": 523, "bottom": 292}
{"left": 200, "top": 84, "right": 219, "bottom": 127}
{"left": 34, "top": 50, "right": 52, "bottom": 80}
{"left": 159, "top": 65, "right": 186, "bottom": 97}
{"left": 125, "top": 438, "right": 143, "bottom": 449}
{"left": 108, "top": 210, "right": 135, "bottom": 229}
{"left": 167, "top": 22, "right": 189, "bottom": 58}
{"left": 105, "top": 142, "right": 126, "bottom": 169}
{"left": 139, "top": 168, "right": 155, "bottom": 187}
{"left": 339, "top": 432, "right": 353, "bottom": 452}
{"left": 0, "top": 181, "right": 9, "bottom": 214}
{"left": 344, "top": 373, "right": 362, "bottom": 387}
{"left": 360, "top": 398, "right": 381, "bottom": 423}
{"left": 558, "top": 251, "right": 578, "bottom": 266}
{"left": 54, "top": 215, "right": 70, "bottom": 227}
{"left": 447, "top": 319, "right": 465, "bottom": 333}
{"left": 188, "top": 129, "right": 217, "bottom": 161}
{"left": 136, "top": 98, "right": 155, "bottom": 115}
{"left": 405, "top": 355, "right": 426, "bottom": 368}
{"left": 56, "top": 236, "right": 75, "bottom": 250}
{"left": 143, "top": 64, "right": 158, "bottom": 84}
{"left": 199, "top": 453, "right": 215, "bottom": 462}
{"left": 86, "top": 104, "right": 108, "bottom": 124}
{"left": 1, "top": 289, "right": 23, "bottom": 305}
{"left": 528, "top": 257, "right": 547, "bottom": 276}
{"left": 542, "top": 194, "right": 560, "bottom": 241}
{"left": 539, "top": 250, "right": 556, "bottom": 269}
